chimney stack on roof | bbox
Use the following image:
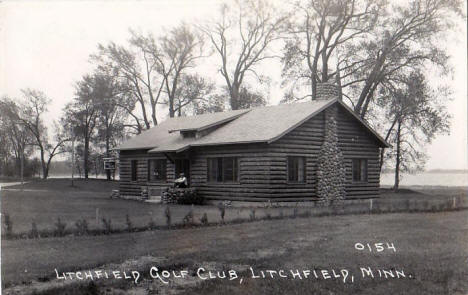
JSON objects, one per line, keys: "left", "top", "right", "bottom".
{"left": 315, "top": 82, "right": 341, "bottom": 100}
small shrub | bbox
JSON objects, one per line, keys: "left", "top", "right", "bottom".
{"left": 422, "top": 201, "right": 430, "bottom": 211}
{"left": 125, "top": 214, "right": 133, "bottom": 232}
{"left": 75, "top": 218, "right": 89, "bottom": 236}
{"left": 373, "top": 204, "right": 382, "bottom": 214}
{"left": 249, "top": 208, "right": 256, "bottom": 221}
{"left": 183, "top": 208, "right": 194, "bottom": 226}
{"left": 148, "top": 218, "right": 156, "bottom": 230}
{"left": 200, "top": 213, "right": 208, "bottom": 225}
{"left": 438, "top": 203, "right": 446, "bottom": 211}
{"left": 165, "top": 206, "right": 171, "bottom": 227}
{"left": 3, "top": 214, "right": 13, "bottom": 238}
{"left": 29, "top": 221, "right": 39, "bottom": 239}
{"left": 292, "top": 207, "right": 298, "bottom": 218}
{"left": 301, "top": 210, "right": 311, "bottom": 218}
{"left": 102, "top": 217, "right": 112, "bottom": 234}
{"left": 265, "top": 211, "right": 272, "bottom": 220}
{"left": 54, "top": 217, "right": 67, "bottom": 237}
{"left": 162, "top": 188, "right": 204, "bottom": 205}
{"left": 218, "top": 204, "right": 226, "bottom": 223}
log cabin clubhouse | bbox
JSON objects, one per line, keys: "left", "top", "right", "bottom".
{"left": 116, "top": 83, "right": 389, "bottom": 202}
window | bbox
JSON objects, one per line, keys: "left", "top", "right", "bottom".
{"left": 352, "top": 159, "right": 368, "bottom": 182}
{"left": 148, "top": 159, "right": 167, "bottom": 181}
{"left": 288, "top": 156, "right": 306, "bottom": 183}
{"left": 207, "top": 157, "right": 238, "bottom": 182}
{"left": 131, "top": 160, "right": 138, "bottom": 181}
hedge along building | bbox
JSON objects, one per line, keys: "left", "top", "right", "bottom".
{"left": 116, "top": 83, "right": 389, "bottom": 202}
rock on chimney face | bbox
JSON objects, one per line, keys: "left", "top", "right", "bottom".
{"left": 315, "top": 82, "right": 340, "bottom": 100}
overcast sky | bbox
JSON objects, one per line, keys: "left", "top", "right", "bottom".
{"left": 1, "top": 0, "right": 466, "bottom": 170}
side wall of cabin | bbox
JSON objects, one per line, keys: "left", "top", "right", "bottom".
{"left": 119, "top": 149, "right": 174, "bottom": 196}
{"left": 336, "top": 104, "right": 381, "bottom": 198}
{"left": 266, "top": 104, "right": 381, "bottom": 200}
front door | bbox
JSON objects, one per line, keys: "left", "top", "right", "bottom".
{"left": 175, "top": 159, "right": 190, "bottom": 185}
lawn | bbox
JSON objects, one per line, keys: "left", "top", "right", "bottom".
{"left": 1, "top": 178, "right": 466, "bottom": 236}
{"left": 1, "top": 179, "right": 293, "bottom": 234}
{"left": 2, "top": 211, "right": 468, "bottom": 294}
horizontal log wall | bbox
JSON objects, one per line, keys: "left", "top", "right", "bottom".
{"left": 190, "top": 143, "right": 275, "bottom": 200}
{"left": 119, "top": 150, "right": 174, "bottom": 196}
{"left": 266, "top": 112, "right": 325, "bottom": 200}
{"left": 336, "top": 104, "right": 381, "bottom": 198}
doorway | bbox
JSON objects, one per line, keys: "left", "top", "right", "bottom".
{"left": 175, "top": 159, "right": 190, "bottom": 185}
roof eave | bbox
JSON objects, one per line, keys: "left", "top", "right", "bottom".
{"left": 114, "top": 146, "right": 156, "bottom": 151}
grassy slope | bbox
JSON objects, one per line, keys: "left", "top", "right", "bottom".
{"left": 2, "top": 211, "right": 468, "bottom": 294}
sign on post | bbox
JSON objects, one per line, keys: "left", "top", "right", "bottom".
{"left": 103, "top": 158, "right": 116, "bottom": 170}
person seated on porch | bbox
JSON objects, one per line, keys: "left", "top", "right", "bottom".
{"left": 152, "top": 168, "right": 160, "bottom": 179}
{"left": 174, "top": 173, "right": 188, "bottom": 188}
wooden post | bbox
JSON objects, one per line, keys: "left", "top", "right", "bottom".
{"left": 453, "top": 197, "right": 456, "bottom": 209}
{"left": 0, "top": 185, "right": 2, "bottom": 239}
{"left": 370, "top": 199, "right": 373, "bottom": 212}
{"left": 20, "top": 149, "right": 24, "bottom": 191}
{"left": 71, "top": 136, "right": 75, "bottom": 187}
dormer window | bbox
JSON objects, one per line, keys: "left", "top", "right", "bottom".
{"left": 181, "top": 130, "right": 196, "bottom": 138}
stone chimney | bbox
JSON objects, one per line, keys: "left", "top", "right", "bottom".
{"left": 315, "top": 82, "right": 341, "bottom": 100}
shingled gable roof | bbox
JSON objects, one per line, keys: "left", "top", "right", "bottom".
{"left": 116, "top": 98, "right": 389, "bottom": 152}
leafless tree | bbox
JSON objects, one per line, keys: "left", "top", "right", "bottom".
{"left": 0, "top": 97, "right": 32, "bottom": 177}
{"left": 282, "top": 0, "right": 382, "bottom": 101}
{"left": 62, "top": 77, "right": 100, "bottom": 179}
{"left": 347, "top": 0, "right": 464, "bottom": 118}
{"left": 201, "top": 0, "right": 286, "bottom": 110}
{"left": 133, "top": 24, "right": 206, "bottom": 117}
{"left": 173, "top": 74, "right": 216, "bottom": 116}
{"left": 92, "top": 33, "right": 164, "bottom": 132}
{"left": 17, "top": 89, "right": 69, "bottom": 179}
{"left": 377, "top": 71, "right": 450, "bottom": 190}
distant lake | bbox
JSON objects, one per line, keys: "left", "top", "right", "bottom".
{"left": 381, "top": 172, "right": 468, "bottom": 187}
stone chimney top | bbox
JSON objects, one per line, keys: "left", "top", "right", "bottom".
{"left": 315, "top": 82, "right": 341, "bottom": 100}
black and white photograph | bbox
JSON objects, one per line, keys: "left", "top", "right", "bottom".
{"left": 0, "top": 0, "right": 467, "bottom": 294}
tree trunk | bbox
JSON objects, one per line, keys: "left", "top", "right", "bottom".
{"left": 43, "top": 164, "right": 49, "bottom": 179}
{"left": 379, "top": 117, "right": 398, "bottom": 171}
{"left": 105, "top": 129, "right": 111, "bottom": 181}
{"left": 230, "top": 84, "right": 240, "bottom": 110}
{"left": 84, "top": 136, "right": 89, "bottom": 179}
{"left": 311, "top": 76, "right": 317, "bottom": 100}
{"left": 169, "top": 95, "right": 175, "bottom": 118}
{"left": 40, "top": 147, "right": 47, "bottom": 180}
{"left": 393, "top": 120, "right": 401, "bottom": 192}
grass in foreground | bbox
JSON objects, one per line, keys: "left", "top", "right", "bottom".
{"left": 3, "top": 211, "right": 468, "bottom": 295}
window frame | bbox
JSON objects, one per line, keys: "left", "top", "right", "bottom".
{"left": 287, "top": 156, "right": 306, "bottom": 183}
{"left": 147, "top": 158, "right": 167, "bottom": 182}
{"left": 352, "top": 158, "right": 368, "bottom": 183}
{"left": 207, "top": 157, "right": 239, "bottom": 183}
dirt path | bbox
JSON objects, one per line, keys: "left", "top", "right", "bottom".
{"left": 3, "top": 211, "right": 468, "bottom": 288}
{"left": 0, "top": 182, "right": 27, "bottom": 188}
